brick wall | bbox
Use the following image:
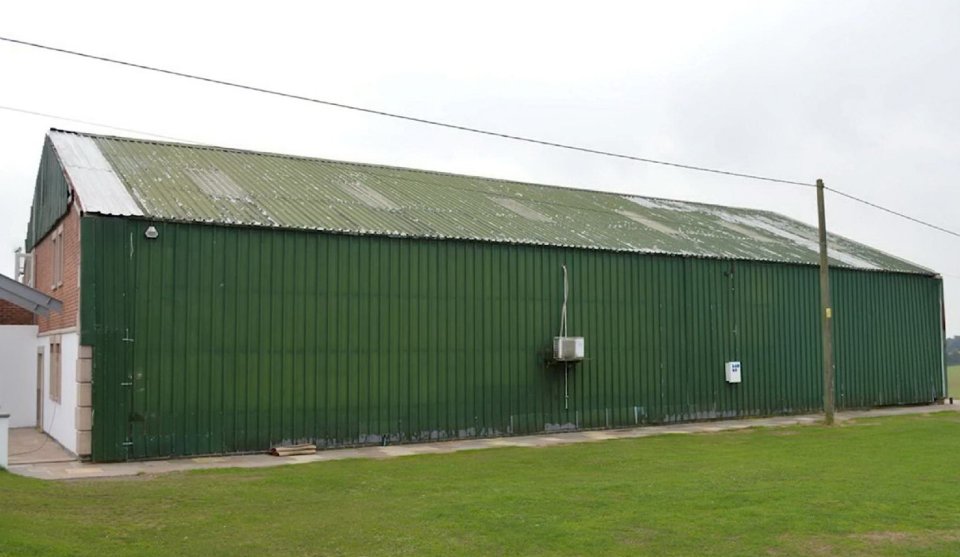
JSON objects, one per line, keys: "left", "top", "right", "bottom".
{"left": 0, "top": 299, "right": 34, "bottom": 325}
{"left": 34, "top": 202, "right": 80, "bottom": 333}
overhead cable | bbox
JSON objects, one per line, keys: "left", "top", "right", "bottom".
{"left": 0, "top": 35, "right": 816, "bottom": 188}
{"left": 2, "top": 35, "right": 958, "bottom": 239}
{"left": 825, "top": 186, "right": 960, "bottom": 238}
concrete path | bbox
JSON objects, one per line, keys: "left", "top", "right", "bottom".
{"left": 8, "top": 427, "right": 76, "bottom": 466}
{"left": 8, "top": 403, "right": 959, "bottom": 481}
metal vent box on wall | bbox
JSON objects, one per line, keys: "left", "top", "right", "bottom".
{"left": 725, "top": 361, "right": 742, "bottom": 383}
{"left": 554, "top": 336, "right": 585, "bottom": 362}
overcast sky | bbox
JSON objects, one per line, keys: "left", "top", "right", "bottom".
{"left": 1, "top": 0, "right": 958, "bottom": 335}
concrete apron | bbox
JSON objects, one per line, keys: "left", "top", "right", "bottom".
{"left": 7, "top": 427, "right": 77, "bottom": 467}
{"left": 7, "top": 403, "right": 959, "bottom": 481}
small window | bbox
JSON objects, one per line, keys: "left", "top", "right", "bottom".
{"left": 24, "top": 254, "right": 34, "bottom": 288}
{"left": 49, "top": 339, "right": 62, "bottom": 403}
{"left": 51, "top": 226, "right": 64, "bottom": 290}
{"left": 15, "top": 250, "right": 34, "bottom": 287}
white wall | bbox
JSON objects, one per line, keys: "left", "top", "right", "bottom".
{"left": 38, "top": 332, "right": 78, "bottom": 454}
{"left": 0, "top": 324, "right": 39, "bottom": 428}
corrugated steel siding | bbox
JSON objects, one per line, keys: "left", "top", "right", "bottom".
{"left": 45, "top": 129, "right": 928, "bottom": 274}
{"left": 81, "top": 216, "right": 944, "bottom": 462}
{"left": 832, "top": 269, "right": 944, "bottom": 407}
{"left": 25, "top": 137, "right": 72, "bottom": 249}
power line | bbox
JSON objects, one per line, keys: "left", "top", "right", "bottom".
{"left": 0, "top": 34, "right": 817, "bottom": 189}
{"left": 0, "top": 103, "right": 684, "bottom": 217}
{"left": 825, "top": 186, "right": 960, "bottom": 239}
{"left": 3, "top": 100, "right": 959, "bottom": 242}
{"left": 0, "top": 103, "right": 685, "bottom": 219}
{"left": 0, "top": 33, "right": 957, "bottom": 240}
{"left": 0, "top": 105, "right": 196, "bottom": 143}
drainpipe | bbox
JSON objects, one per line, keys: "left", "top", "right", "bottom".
{"left": 0, "top": 413, "right": 9, "bottom": 469}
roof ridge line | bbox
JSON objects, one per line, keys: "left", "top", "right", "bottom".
{"left": 41, "top": 128, "right": 933, "bottom": 276}
{"left": 45, "top": 127, "right": 771, "bottom": 214}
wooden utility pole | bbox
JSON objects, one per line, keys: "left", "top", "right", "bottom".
{"left": 817, "top": 178, "right": 835, "bottom": 425}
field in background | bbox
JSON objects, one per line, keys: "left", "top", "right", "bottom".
{"left": 2, "top": 413, "right": 960, "bottom": 556}
{"left": 950, "top": 365, "right": 960, "bottom": 397}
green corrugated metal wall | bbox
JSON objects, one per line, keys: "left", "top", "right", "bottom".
{"left": 25, "top": 138, "right": 71, "bottom": 249}
{"left": 833, "top": 270, "right": 944, "bottom": 407}
{"left": 80, "top": 216, "right": 944, "bottom": 462}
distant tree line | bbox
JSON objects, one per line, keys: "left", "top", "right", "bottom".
{"left": 948, "top": 336, "right": 960, "bottom": 366}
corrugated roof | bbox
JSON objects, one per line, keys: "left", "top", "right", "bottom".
{"left": 47, "top": 129, "right": 933, "bottom": 275}
{"left": 0, "top": 273, "right": 63, "bottom": 316}
{"left": 49, "top": 132, "right": 144, "bottom": 217}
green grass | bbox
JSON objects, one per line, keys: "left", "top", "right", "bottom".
{"left": 949, "top": 365, "right": 960, "bottom": 398}
{"left": 3, "top": 413, "right": 960, "bottom": 556}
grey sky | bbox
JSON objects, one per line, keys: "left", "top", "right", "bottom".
{"left": 2, "top": 0, "right": 958, "bottom": 335}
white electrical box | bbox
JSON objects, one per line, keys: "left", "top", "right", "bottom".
{"left": 553, "top": 336, "right": 585, "bottom": 362}
{"left": 725, "top": 361, "right": 742, "bottom": 383}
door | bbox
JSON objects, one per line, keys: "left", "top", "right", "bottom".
{"left": 36, "top": 347, "right": 44, "bottom": 429}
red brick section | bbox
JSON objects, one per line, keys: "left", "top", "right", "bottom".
{"left": 34, "top": 202, "right": 81, "bottom": 333}
{"left": 0, "top": 299, "right": 34, "bottom": 325}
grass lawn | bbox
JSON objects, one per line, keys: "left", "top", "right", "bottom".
{"left": 949, "top": 365, "right": 960, "bottom": 398}
{"left": 3, "top": 413, "right": 960, "bottom": 556}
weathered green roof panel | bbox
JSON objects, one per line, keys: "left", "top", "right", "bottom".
{"left": 47, "top": 128, "right": 932, "bottom": 274}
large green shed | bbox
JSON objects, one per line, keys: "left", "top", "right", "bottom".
{"left": 26, "top": 129, "right": 945, "bottom": 462}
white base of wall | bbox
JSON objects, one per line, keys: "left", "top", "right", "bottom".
{"left": 0, "top": 325, "right": 39, "bottom": 428}
{"left": 39, "top": 332, "right": 78, "bottom": 455}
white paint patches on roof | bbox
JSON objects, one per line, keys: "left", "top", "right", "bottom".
{"left": 186, "top": 168, "right": 248, "bottom": 200}
{"left": 714, "top": 220, "right": 774, "bottom": 243}
{"left": 826, "top": 249, "right": 883, "bottom": 270}
{"left": 726, "top": 213, "right": 882, "bottom": 270}
{"left": 625, "top": 196, "right": 698, "bottom": 212}
{"left": 49, "top": 132, "right": 143, "bottom": 216}
{"left": 616, "top": 209, "right": 679, "bottom": 236}
{"left": 339, "top": 180, "right": 400, "bottom": 211}
{"left": 621, "top": 195, "right": 901, "bottom": 271}
{"left": 490, "top": 196, "right": 553, "bottom": 223}
{"left": 46, "top": 129, "right": 931, "bottom": 275}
